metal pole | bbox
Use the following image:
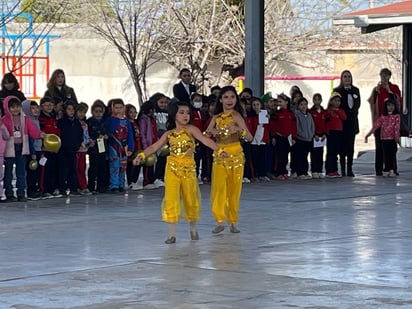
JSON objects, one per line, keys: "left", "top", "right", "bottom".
{"left": 402, "top": 24, "right": 412, "bottom": 128}
{"left": 245, "top": 0, "right": 264, "bottom": 96}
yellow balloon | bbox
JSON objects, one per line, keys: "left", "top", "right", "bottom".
{"left": 43, "top": 134, "right": 61, "bottom": 153}
{"left": 158, "top": 144, "right": 170, "bottom": 157}
{"left": 144, "top": 154, "right": 156, "bottom": 166}
{"left": 28, "top": 160, "right": 38, "bottom": 171}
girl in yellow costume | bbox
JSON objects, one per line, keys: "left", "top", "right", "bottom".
{"left": 134, "top": 101, "right": 225, "bottom": 244}
{"left": 205, "top": 86, "right": 253, "bottom": 234}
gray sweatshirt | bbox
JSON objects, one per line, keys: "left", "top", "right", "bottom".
{"left": 294, "top": 110, "right": 315, "bottom": 142}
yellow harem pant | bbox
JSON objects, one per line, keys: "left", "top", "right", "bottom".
{"left": 211, "top": 142, "right": 245, "bottom": 224}
{"left": 162, "top": 155, "right": 201, "bottom": 223}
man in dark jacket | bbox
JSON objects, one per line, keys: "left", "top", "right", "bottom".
{"left": 172, "top": 68, "right": 196, "bottom": 103}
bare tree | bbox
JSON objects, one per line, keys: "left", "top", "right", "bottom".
{"left": 83, "top": 0, "right": 166, "bottom": 105}
{"left": 156, "top": 0, "right": 401, "bottom": 91}
{"left": 157, "top": 0, "right": 245, "bottom": 93}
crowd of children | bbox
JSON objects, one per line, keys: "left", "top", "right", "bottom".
{"left": 0, "top": 68, "right": 402, "bottom": 203}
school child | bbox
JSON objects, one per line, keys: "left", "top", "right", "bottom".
{"left": 190, "top": 92, "right": 208, "bottom": 183}
{"left": 106, "top": 98, "right": 134, "bottom": 193}
{"left": 87, "top": 100, "right": 109, "bottom": 194}
{"left": 22, "top": 100, "right": 43, "bottom": 200}
{"left": 270, "top": 93, "right": 297, "bottom": 180}
{"left": 134, "top": 101, "right": 225, "bottom": 244}
{"left": 202, "top": 100, "right": 216, "bottom": 183}
{"left": 205, "top": 86, "right": 253, "bottom": 234}
{"left": 53, "top": 97, "right": 64, "bottom": 120}
{"left": 151, "top": 92, "right": 169, "bottom": 187}
{"left": 138, "top": 101, "right": 157, "bottom": 189}
{"left": 265, "top": 97, "right": 277, "bottom": 179}
{"left": 0, "top": 104, "right": 10, "bottom": 202}
{"left": 38, "top": 96, "right": 61, "bottom": 198}
{"left": 240, "top": 97, "right": 253, "bottom": 183}
{"left": 293, "top": 97, "right": 315, "bottom": 179}
{"left": 309, "top": 93, "right": 327, "bottom": 178}
{"left": 248, "top": 97, "right": 270, "bottom": 182}
{"left": 125, "top": 104, "right": 143, "bottom": 190}
{"left": 325, "top": 92, "right": 347, "bottom": 178}
{"left": 57, "top": 101, "right": 83, "bottom": 195}
{"left": 2, "top": 96, "right": 44, "bottom": 201}
{"left": 365, "top": 97, "right": 400, "bottom": 177}
{"left": 76, "top": 102, "right": 92, "bottom": 195}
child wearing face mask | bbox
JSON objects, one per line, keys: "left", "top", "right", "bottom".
{"left": 190, "top": 93, "right": 208, "bottom": 183}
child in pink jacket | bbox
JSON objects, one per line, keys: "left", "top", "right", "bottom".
{"left": 2, "top": 96, "right": 44, "bottom": 202}
{"left": 0, "top": 104, "right": 10, "bottom": 202}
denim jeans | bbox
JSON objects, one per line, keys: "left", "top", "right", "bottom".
{"left": 4, "top": 143, "right": 27, "bottom": 198}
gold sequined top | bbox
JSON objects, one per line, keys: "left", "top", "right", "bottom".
{"left": 168, "top": 127, "right": 195, "bottom": 158}
{"left": 215, "top": 111, "right": 241, "bottom": 144}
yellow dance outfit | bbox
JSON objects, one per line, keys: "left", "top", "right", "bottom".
{"left": 211, "top": 111, "right": 245, "bottom": 224}
{"left": 162, "top": 127, "right": 201, "bottom": 223}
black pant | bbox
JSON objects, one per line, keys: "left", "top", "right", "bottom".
{"left": 242, "top": 142, "right": 253, "bottom": 179}
{"left": 294, "top": 139, "right": 311, "bottom": 176}
{"left": 58, "top": 150, "right": 77, "bottom": 192}
{"left": 251, "top": 144, "right": 266, "bottom": 177}
{"left": 26, "top": 152, "right": 41, "bottom": 195}
{"left": 374, "top": 129, "right": 384, "bottom": 175}
{"left": 275, "top": 135, "right": 290, "bottom": 176}
{"left": 265, "top": 143, "right": 276, "bottom": 175}
{"left": 340, "top": 132, "right": 356, "bottom": 173}
{"left": 194, "top": 143, "right": 208, "bottom": 178}
{"left": 310, "top": 144, "right": 324, "bottom": 173}
{"left": 382, "top": 139, "right": 397, "bottom": 172}
{"left": 88, "top": 152, "right": 109, "bottom": 192}
{"left": 143, "top": 166, "right": 155, "bottom": 186}
{"left": 40, "top": 152, "right": 59, "bottom": 194}
{"left": 155, "top": 155, "right": 166, "bottom": 180}
{"left": 326, "top": 130, "right": 343, "bottom": 173}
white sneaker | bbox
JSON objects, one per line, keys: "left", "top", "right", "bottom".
{"left": 144, "top": 183, "right": 157, "bottom": 190}
{"left": 153, "top": 179, "right": 165, "bottom": 187}
{"left": 131, "top": 183, "right": 143, "bottom": 190}
{"left": 291, "top": 172, "right": 297, "bottom": 179}
{"left": 388, "top": 170, "right": 396, "bottom": 177}
{"left": 242, "top": 177, "right": 251, "bottom": 183}
{"left": 298, "top": 174, "right": 312, "bottom": 180}
{"left": 311, "top": 172, "right": 319, "bottom": 179}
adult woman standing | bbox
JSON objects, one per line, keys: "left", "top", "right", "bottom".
{"left": 44, "top": 69, "right": 78, "bottom": 105}
{"left": 205, "top": 86, "right": 252, "bottom": 234}
{"left": 333, "top": 70, "right": 361, "bottom": 177}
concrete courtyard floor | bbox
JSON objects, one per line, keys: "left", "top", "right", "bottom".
{"left": 1, "top": 150, "right": 412, "bottom": 308}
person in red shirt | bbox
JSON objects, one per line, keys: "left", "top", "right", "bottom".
{"left": 38, "top": 96, "right": 62, "bottom": 198}
{"left": 270, "top": 93, "right": 297, "bottom": 180}
{"left": 309, "top": 93, "right": 327, "bottom": 178}
{"left": 325, "top": 92, "right": 347, "bottom": 177}
{"left": 367, "top": 68, "right": 402, "bottom": 176}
